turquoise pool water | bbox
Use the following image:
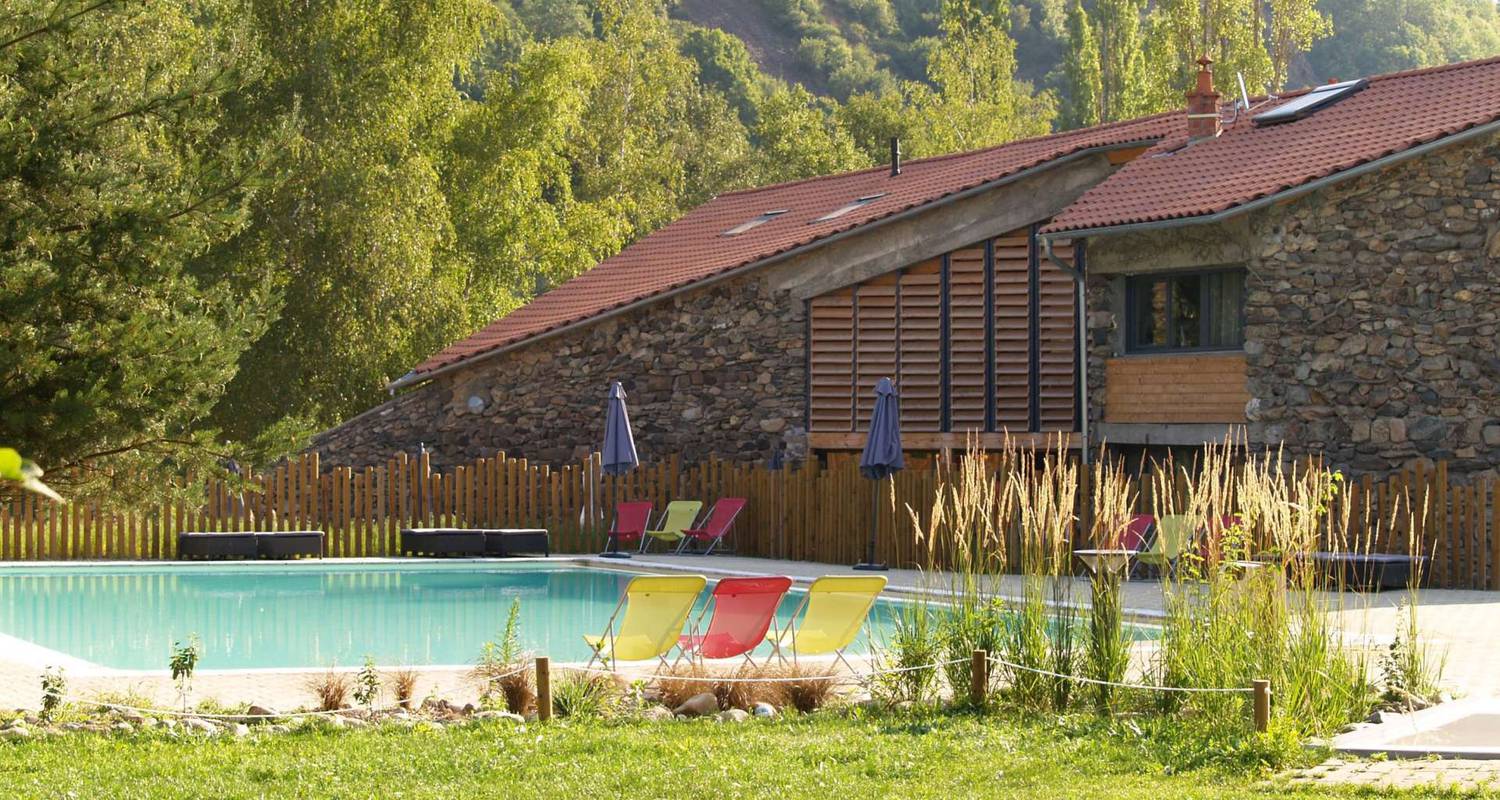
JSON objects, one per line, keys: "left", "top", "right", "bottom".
{"left": 0, "top": 563, "right": 907, "bottom": 670}
{"left": 0, "top": 563, "right": 1159, "bottom": 671}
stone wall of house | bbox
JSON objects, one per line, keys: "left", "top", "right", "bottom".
{"left": 311, "top": 272, "right": 807, "bottom": 470}
{"left": 1085, "top": 132, "right": 1500, "bottom": 476}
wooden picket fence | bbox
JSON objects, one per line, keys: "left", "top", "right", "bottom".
{"left": 0, "top": 451, "right": 1496, "bottom": 590}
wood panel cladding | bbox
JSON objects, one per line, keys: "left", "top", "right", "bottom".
{"left": 1103, "top": 354, "right": 1249, "bottom": 424}
{"left": 808, "top": 289, "right": 855, "bottom": 431}
{"left": 948, "top": 245, "right": 988, "bottom": 431}
{"left": 806, "top": 226, "right": 1080, "bottom": 440}
{"left": 992, "top": 231, "right": 1030, "bottom": 430}
{"left": 1037, "top": 238, "right": 1078, "bottom": 430}
{"left": 897, "top": 261, "right": 943, "bottom": 431}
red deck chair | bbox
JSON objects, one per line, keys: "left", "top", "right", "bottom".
{"left": 1120, "top": 514, "right": 1154, "bottom": 578}
{"left": 677, "top": 497, "right": 747, "bottom": 555}
{"left": 678, "top": 576, "right": 792, "bottom": 666}
{"left": 1120, "top": 514, "right": 1155, "bottom": 552}
{"left": 603, "top": 501, "right": 653, "bottom": 556}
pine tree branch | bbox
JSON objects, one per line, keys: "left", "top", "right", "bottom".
{"left": 0, "top": 0, "right": 121, "bottom": 52}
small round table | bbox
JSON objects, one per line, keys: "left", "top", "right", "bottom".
{"left": 1073, "top": 548, "right": 1134, "bottom": 578}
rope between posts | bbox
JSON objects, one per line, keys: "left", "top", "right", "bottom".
{"left": 80, "top": 663, "right": 535, "bottom": 721}
{"left": 88, "top": 701, "right": 406, "bottom": 720}
{"left": 984, "top": 655, "right": 1254, "bottom": 694}
{"left": 556, "top": 657, "right": 971, "bottom": 684}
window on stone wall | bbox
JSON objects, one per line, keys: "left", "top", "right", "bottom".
{"left": 1126, "top": 268, "right": 1245, "bottom": 353}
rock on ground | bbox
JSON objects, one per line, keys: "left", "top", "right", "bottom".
{"left": 673, "top": 693, "right": 719, "bottom": 718}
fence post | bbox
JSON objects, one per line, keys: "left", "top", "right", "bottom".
{"left": 971, "top": 649, "right": 988, "bottom": 709}
{"left": 536, "top": 657, "right": 552, "bottom": 722}
{"left": 1252, "top": 679, "right": 1271, "bottom": 732}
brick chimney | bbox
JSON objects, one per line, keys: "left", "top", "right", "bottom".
{"left": 1185, "top": 55, "right": 1222, "bottom": 140}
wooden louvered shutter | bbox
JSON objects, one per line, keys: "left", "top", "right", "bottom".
{"left": 947, "top": 246, "right": 988, "bottom": 432}
{"left": 1037, "top": 239, "right": 1078, "bottom": 430}
{"left": 854, "top": 276, "right": 898, "bottom": 427}
{"left": 898, "top": 260, "right": 942, "bottom": 431}
{"left": 809, "top": 289, "right": 855, "bottom": 431}
{"left": 992, "top": 229, "right": 1030, "bottom": 431}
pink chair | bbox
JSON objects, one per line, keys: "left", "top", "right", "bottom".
{"left": 677, "top": 497, "right": 747, "bottom": 555}
{"left": 1120, "top": 514, "right": 1155, "bottom": 552}
{"left": 603, "top": 501, "right": 653, "bottom": 556}
{"left": 678, "top": 576, "right": 792, "bottom": 666}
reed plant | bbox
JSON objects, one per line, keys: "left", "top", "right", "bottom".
{"left": 906, "top": 436, "right": 1012, "bottom": 703}
{"left": 1082, "top": 454, "right": 1134, "bottom": 713}
{"left": 873, "top": 596, "right": 943, "bottom": 705}
{"left": 1150, "top": 441, "right": 1376, "bottom": 737}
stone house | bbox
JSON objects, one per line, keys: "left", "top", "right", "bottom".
{"left": 1043, "top": 56, "right": 1500, "bottom": 476}
{"left": 314, "top": 55, "right": 1500, "bottom": 477}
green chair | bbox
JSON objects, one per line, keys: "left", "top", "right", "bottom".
{"left": 639, "top": 500, "right": 703, "bottom": 553}
{"left": 1134, "top": 514, "right": 1196, "bottom": 577}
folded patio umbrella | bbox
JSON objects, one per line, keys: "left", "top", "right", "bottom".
{"left": 601, "top": 381, "right": 639, "bottom": 476}
{"left": 856, "top": 377, "right": 902, "bottom": 571}
{"left": 599, "top": 381, "right": 640, "bottom": 558}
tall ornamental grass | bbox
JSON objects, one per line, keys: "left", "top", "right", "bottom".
{"left": 891, "top": 435, "right": 1435, "bottom": 740}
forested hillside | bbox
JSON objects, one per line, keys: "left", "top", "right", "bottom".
{"left": 2, "top": 0, "right": 1497, "bottom": 499}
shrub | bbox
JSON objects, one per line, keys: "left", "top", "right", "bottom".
{"left": 354, "top": 656, "right": 381, "bottom": 710}
{"left": 306, "top": 670, "right": 351, "bottom": 712}
{"left": 550, "top": 672, "right": 618, "bottom": 718}
{"left": 169, "top": 635, "right": 200, "bottom": 712}
{"left": 472, "top": 598, "right": 534, "bottom": 714}
{"left": 1380, "top": 597, "right": 1444, "bottom": 708}
{"left": 767, "top": 663, "right": 839, "bottom": 713}
{"left": 389, "top": 668, "right": 419, "bottom": 711}
{"left": 39, "top": 667, "right": 65, "bottom": 722}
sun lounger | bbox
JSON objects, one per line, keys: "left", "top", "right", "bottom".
{"left": 678, "top": 576, "right": 791, "bottom": 666}
{"left": 767, "top": 575, "right": 886, "bottom": 671}
{"left": 584, "top": 574, "right": 707, "bottom": 668}
{"left": 640, "top": 500, "right": 703, "bottom": 553}
{"left": 602, "top": 501, "right": 653, "bottom": 556}
{"left": 177, "top": 532, "right": 258, "bottom": 560}
{"left": 677, "top": 497, "right": 747, "bottom": 555}
{"left": 401, "top": 528, "right": 485, "bottom": 556}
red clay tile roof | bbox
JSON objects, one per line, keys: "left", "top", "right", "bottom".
{"left": 408, "top": 112, "right": 1181, "bottom": 378}
{"left": 1044, "top": 56, "right": 1500, "bottom": 235}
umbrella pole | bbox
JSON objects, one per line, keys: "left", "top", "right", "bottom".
{"left": 854, "top": 477, "right": 889, "bottom": 571}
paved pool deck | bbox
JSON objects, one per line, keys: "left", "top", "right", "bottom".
{"left": 0, "top": 554, "right": 1493, "bottom": 714}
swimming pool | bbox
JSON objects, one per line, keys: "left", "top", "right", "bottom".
{"left": 0, "top": 562, "right": 909, "bottom": 670}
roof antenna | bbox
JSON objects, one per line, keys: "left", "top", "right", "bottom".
{"left": 1236, "top": 72, "right": 1250, "bottom": 111}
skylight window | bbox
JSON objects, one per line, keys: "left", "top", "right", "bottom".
{"left": 722, "top": 209, "right": 788, "bottom": 237}
{"left": 812, "top": 193, "right": 886, "bottom": 223}
{"left": 1252, "top": 79, "right": 1368, "bottom": 126}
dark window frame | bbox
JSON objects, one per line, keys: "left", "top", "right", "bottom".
{"left": 1124, "top": 266, "right": 1247, "bottom": 354}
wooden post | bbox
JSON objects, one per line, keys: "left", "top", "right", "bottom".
{"left": 971, "top": 649, "right": 988, "bottom": 709}
{"left": 1252, "top": 679, "right": 1271, "bottom": 733}
{"left": 536, "top": 657, "right": 553, "bottom": 722}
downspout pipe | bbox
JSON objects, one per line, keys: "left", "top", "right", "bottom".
{"left": 1041, "top": 236, "right": 1091, "bottom": 465}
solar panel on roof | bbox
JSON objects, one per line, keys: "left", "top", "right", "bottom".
{"left": 721, "top": 209, "right": 788, "bottom": 237}
{"left": 812, "top": 193, "right": 885, "bottom": 223}
{"left": 1252, "top": 79, "right": 1368, "bottom": 125}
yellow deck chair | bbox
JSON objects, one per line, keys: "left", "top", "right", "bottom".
{"left": 584, "top": 574, "right": 706, "bottom": 668}
{"left": 1134, "top": 514, "right": 1196, "bottom": 576}
{"left": 640, "top": 500, "right": 703, "bottom": 553}
{"left": 768, "top": 575, "right": 886, "bottom": 671}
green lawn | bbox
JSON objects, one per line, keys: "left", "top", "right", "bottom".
{"left": 0, "top": 712, "right": 1466, "bottom": 799}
